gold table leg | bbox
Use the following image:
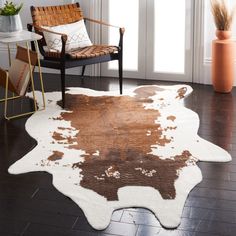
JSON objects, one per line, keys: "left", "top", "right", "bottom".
{"left": 1, "top": 41, "right": 46, "bottom": 120}
{"left": 7, "top": 44, "right": 11, "bottom": 67}
{"left": 35, "top": 40, "right": 46, "bottom": 110}
{"left": 4, "top": 72, "right": 9, "bottom": 120}
{"left": 26, "top": 41, "right": 38, "bottom": 113}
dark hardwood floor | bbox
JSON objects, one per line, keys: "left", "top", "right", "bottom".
{"left": 0, "top": 73, "right": 236, "bottom": 236}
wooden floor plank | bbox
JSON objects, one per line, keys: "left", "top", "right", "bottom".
{"left": 0, "top": 74, "right": 235, "bottom": 236}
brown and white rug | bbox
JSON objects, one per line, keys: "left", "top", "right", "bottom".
{"left": 8, "top": 85, "right": 231, "bottom": 230}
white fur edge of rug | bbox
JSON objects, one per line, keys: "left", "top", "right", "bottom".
{"left": 8, "top": 85, "right": 231, "bottom": 230}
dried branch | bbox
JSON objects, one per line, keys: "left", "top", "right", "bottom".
{"left": 211, "top": 0, "right": 236, "bottom": 30}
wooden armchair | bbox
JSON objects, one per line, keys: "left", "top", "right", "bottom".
{"left": 27, "top": 2, "right": 124, "bottom": 107}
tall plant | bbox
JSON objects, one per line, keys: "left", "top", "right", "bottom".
{"left": 210, "top": 0, "right": 236, "bottom": 30}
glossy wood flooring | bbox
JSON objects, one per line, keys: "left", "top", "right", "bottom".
{"left": 0, "top": 74, "right": 236, "bottom": 236}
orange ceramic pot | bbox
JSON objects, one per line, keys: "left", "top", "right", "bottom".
{"left": 212, "top": 39, "right": 235, "bottom": 93}
{"left": 216, "top": 30, "right": 232, "bottom": 40}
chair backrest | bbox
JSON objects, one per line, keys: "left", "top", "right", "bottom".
{"left": 31, "top": 3, "right": 84, "bottom": 27}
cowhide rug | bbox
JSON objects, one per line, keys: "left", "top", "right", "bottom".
{"left": 8, "top": 85, "right": 231, "bottom": 230}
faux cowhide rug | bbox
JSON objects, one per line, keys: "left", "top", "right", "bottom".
{"left": 8, "top": 85, "right": 231, "bottom": 230}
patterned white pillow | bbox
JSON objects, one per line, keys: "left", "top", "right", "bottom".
{"left": 42, "top": 19, "right": 92, "bottom": 52}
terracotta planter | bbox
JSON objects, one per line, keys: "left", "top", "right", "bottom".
{"left": 216, "top": 30, "right": 232, "bottom": 40}
{"left": 212, "top": 39, "right": 235, "bottom": 93}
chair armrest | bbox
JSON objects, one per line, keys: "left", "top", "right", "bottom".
{"left": 84, "top": 17, "right": 125, "bottom": 51}
{"left": 27, "top": 23, "right": 68, "bottom": 59}
{"left": 35, "top": 25, "right": 68, "bottom": 38}
{"left": 84, "top": 17, "right": 124, "bottom": 32}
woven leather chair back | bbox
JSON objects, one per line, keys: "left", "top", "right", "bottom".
{"left": 31, "top": 3, "right": 84, "bottom": 27}
{"left": 31, "top": 3, "right": 84, "bottom": 46}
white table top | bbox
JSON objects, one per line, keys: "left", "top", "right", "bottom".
{"left": 0, "top": 30, "right": 42, "bottom": 44}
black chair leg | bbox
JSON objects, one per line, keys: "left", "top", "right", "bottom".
{"left": 61, "top": 67, "right": 66, "bottom": 108}
{"left": 118, "top": 56, "right": 123, "bottom": 94}
{"left": 81, "top": 66, "right": 86, "bottom": 76}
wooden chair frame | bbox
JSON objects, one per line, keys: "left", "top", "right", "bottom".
{"left": 28, "top": 2, "right": 125, "bottom": 108}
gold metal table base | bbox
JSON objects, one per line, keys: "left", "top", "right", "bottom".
{"left": 0, "top": 40, "right": 45, "bottom": 120}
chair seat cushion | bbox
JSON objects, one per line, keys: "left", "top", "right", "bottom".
{"left": 45, "top": 45, "right": 119, "bottom": 59}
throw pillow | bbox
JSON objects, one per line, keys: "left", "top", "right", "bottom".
{"left": 42, "top": 19, "right": 92, "bottom": 52}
